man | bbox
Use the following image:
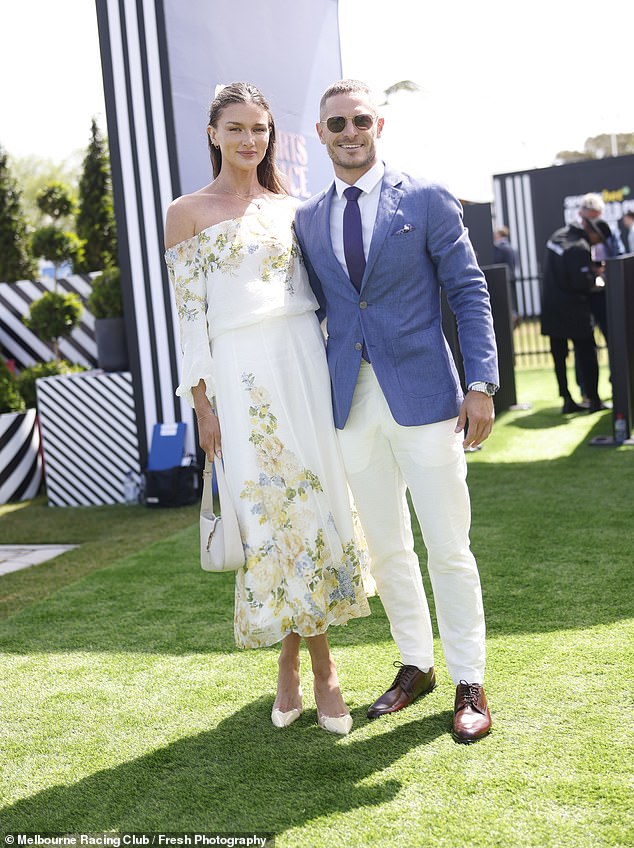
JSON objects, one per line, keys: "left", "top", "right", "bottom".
{"left": 577, "top": 193, "right": 623, "bottom": 344}
{"left": 540, "top": 216, "right": 611, "bottom": 413}
{"left": 294, "top": 79, "right": 499, "bottom": 743}
{"left": 579, "top": 193, "right": 624, "bottom": 259}
{"left": 493, "top": 226, "right": 519, "bottom": 326}
{"left": 493, "top": 226, "right": 518, "bottom": 279}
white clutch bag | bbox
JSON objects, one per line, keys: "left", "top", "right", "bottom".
{"left": 200, "top": 457, "right": 245, "bottom": 572}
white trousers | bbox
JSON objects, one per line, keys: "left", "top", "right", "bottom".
{"left": 337, "top": 361, "right": 486, "bottom": 685}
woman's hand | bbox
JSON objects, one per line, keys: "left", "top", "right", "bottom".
{"left": 192, "top": 381, "right": 221, "bottom": 461}
{"left": 197, "top": 411, "right": 221, "bottom": 461}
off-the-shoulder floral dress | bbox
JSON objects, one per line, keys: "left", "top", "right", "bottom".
{"left": 165, "top": 199, "right": 372, "bottom": 649}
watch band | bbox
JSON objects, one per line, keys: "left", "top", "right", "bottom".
{"left": 468, "top": 381, "right": 498, "bottom": 397}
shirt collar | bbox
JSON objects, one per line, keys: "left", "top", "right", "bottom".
{"left": 333, "top": 160, "right": 385, "bottom": 199}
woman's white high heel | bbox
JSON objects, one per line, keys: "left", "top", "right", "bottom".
{"left": 317, "top": 711, "right": 353, "bottom": 736}
{"left": 271, "top": 690, "right": 303, "bottom": 728}
{"left": 314, "top": 680, "right": 352, "bottom": 735}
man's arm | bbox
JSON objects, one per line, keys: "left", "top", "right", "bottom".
{"left": 294, "top": 215, "right": 327, "bottom": 323}
{"left": 426, "top": 184, "right": 499, "bottom": 389}
{"left": 424, "top": 185, "right": 499, "bottom": 446}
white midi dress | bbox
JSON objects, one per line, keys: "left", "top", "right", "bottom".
{"left": 165, "top": 200, "right": 371, "bottom": 649}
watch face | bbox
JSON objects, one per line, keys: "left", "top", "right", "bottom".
{"left": 470, "top": 382, "right": 496, "bottom": 396}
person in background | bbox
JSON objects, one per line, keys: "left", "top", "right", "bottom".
{"left": 164, "top": 82, "right": 372, "bottom": 737}
{"left": 622, "top": 211, "right": 634, "bottom": 254}
{"left": 493, "top": 226, "right": 520, "bottom": 326}
{"left": 575, "top": 193, "right": 622, "bottom": 400}
{"left": 294, "top": 78, "right": 499, "bottom": 744}
{"left": 579, "top": 193, "right": 624, "bottom": 260}
{"left": 578, "top": 192, "right": 623, "bottom": 339}
{"left": 541, "top": 215, "right": 611, "bottom": 414}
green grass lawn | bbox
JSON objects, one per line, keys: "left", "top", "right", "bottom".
{"left": 0, "top": 366, "right": 632, "bottom": 847}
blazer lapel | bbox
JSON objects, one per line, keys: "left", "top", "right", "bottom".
{"left": 316, "top": 182, "right": 357, "bottom": 290}
{"left": 362, "top": 170, "right": 404, "bottom": 286}
{"left": 315, "top": 183, "right": 335, "bottom": 255}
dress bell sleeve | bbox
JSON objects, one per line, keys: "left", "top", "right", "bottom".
{"left": 165, "top": 241, "right": 216, "bottom": 407}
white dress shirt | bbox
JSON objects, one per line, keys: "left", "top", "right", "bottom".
{"left": 330, "top": 160, "right": 385, "bottom": 277}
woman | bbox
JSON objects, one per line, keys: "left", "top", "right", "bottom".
{"left": 164, "top": 82, "right": 371, "bottom": 735}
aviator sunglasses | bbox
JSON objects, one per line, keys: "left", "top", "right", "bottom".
{"left": 321, "top": 114, "right": 376, "bottom": 133}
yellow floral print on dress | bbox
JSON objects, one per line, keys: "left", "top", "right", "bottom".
{"left": 235, "top": 373, "right": 370, "bottom": 649}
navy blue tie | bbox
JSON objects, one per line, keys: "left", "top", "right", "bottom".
{"left": 343, "top": 185, "right": 365, "bottom": 291}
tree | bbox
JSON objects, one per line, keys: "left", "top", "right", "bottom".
{"left": 23, "top": 290, "right": 82, "bottom": 362}
{"left": 26, "top": 291, "right": 82, "bottom": 341}
{"left": 30, "top": 180, "right": 86, "bottom": 286}
{"left": 10, "top": 154, "right": 81, "bottom": 229}
{"left": 28, "top": 177, "right": 85, "bottom": 361}
{"left": 0, "top": 145, "right": 36, "bottom": 282}
{"left": 555, "top": 132, "right": 634, "bottom": 164}
{"left": 76, "top": 119, "right": 118, "bottom": 272}
{"left": 378, "top": 79, "right": 423, "bottom": 106}
{"left": 31, "top": 226, "right": 85, "bottom": 277}
{"left": 87, "top": 265, "right": 123, "bottom": 319}
{"left": 36, "top": 181, "right": 76, "bottom": 223}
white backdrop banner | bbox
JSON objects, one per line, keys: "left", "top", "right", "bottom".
{"left": 96, "top": 0, "right": 342, "bottom": 459}
{"left": 164, "top": 0, "right": 342, "bottom": 198}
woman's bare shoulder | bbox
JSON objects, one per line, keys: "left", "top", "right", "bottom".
{"left": 164, "top": 187, "right": 218, "bottom": 249}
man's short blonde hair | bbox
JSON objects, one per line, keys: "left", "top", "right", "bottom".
{"left": 319, "top": 79, "right": 379, "bottom": 118}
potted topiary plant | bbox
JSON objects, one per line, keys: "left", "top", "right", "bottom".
{"left": 23, "top": 290, "right": 83, "bottom": 361}
{"left": 0, "top": 357, "right": 42, "bottom": 504}
{"left": 87, "top": 265, "right": 129, "bottom": 372}
{"left": 26, "top": 180, "right": 86, "bottom": 362}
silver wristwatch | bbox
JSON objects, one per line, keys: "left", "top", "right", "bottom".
{"left": 468, "top": 381, "right": 498, "bottom": 397}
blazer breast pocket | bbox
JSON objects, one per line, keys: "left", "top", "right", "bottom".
{"left": 391, "top": 224, "right": 416, "bottom": 237}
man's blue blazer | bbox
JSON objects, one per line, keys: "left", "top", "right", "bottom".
{"left": 293, "top": 165, "right": 499, "bottom": 430}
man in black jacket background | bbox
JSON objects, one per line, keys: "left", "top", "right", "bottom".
{"left": 540, "top": 217, "right": 611, "bottom": 414}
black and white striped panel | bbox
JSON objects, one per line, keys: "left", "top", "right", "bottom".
{"left": 0, "top": 274, "right": 98, "bottom": 370}
{"left": 493, "top": 175, "right": 541, "bottom": 318}
{"left": 96, "top": 0, "right": 192, "bottom": 459}
{"left": 0, "top": 409, "right": 43, "bottom": 504}
{"left": 36, "top": 371, "right": 140, "bottom": 506}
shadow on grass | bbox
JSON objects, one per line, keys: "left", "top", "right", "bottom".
{"left": 0, "top": 696, "right": 452, "bottom": 833}
{"left": 507, "top": 404, "right": 579, "bottom": 429}
{"left": 501, "top": 400, "right": 617, "bottom": 433}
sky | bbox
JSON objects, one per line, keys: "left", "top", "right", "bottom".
{"left": 1, "top": 0, "right": 632, "bottom": 201}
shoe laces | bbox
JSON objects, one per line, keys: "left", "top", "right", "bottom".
{"left": 391, "top": 661, "right": 420, "bottom": 692}
{"left": 458, "top": 680, "right": 482, "bottom": 708}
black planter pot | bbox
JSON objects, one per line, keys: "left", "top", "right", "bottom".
{"left": 95, "top": 317, "right": 129, "bottom": 372}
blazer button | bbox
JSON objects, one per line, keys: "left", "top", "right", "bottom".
{"left": 359, "top": 301, "right": 368, "bottom": 309}
{"left": 354, "top": 342, "right": 362, "bottom": 351}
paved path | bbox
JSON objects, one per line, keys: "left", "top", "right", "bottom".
{"left": 0, "top": 545, "right": 78, "bottom": 576}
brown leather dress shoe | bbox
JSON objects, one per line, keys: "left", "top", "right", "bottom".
{"left": 452, "top": 681, "right": 492, "bottom": 743}
{"left": 367, "top": 662, "right": 436, "bottom": 719}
